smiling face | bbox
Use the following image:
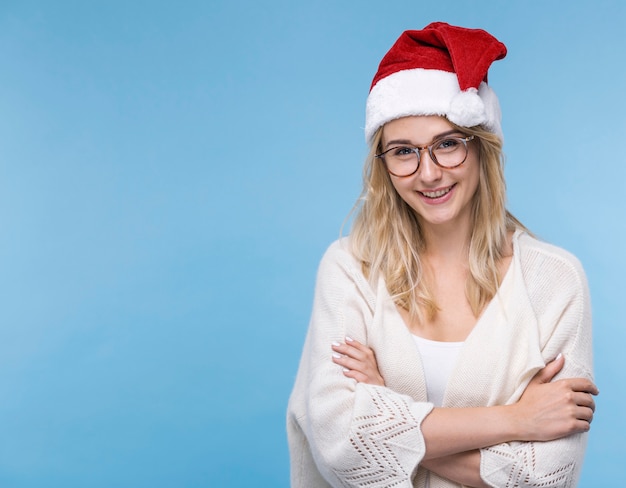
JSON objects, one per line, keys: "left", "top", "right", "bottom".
{"left": 381, "top": 115, "right": 480, "bottom": 233}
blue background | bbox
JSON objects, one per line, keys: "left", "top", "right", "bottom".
{"left": 0, "top": 1, "right": 624, "bottom": 486}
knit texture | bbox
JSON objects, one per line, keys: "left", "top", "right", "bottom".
{"left": 287, "top": 231, "right": 593, "bottom": 488}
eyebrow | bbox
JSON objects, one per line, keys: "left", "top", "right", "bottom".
{"left": 384, "top": 129, "right": 463, "bottom": 149}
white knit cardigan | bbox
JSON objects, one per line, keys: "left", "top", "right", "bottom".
{"left": 287, "top": 231, "right": 593, "bottom": 488}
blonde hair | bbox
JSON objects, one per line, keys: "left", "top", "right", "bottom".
{"left": 349, "top": 121, "right": 525, "bottom": 323}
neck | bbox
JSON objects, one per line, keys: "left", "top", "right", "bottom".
{"left": 420, "top": 219, "right": 472, "bottom": 263}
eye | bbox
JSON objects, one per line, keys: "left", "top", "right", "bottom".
{"left": 435, "top": 138, "right": 462, "bottom": 152}
{"left": 391, "top": 146, "right": 415, "bottom": 157}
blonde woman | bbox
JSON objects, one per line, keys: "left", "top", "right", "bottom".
{"left": 287, "top": 23, "right": 597, "bottom": 488}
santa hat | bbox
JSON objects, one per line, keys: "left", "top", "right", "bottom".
{"left": 365, "top": 22, "right": 507, "bottom": 144}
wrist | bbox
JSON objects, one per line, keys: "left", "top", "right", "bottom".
{"left": 499, "top": 403, "right": 525, "bottom": 442}
{"left": 421, "top": 405, "right": 524, "bottom": 460}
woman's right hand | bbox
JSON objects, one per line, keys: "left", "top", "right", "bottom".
{"left": 511, "top": 354, "right": 598, "bottom": 442}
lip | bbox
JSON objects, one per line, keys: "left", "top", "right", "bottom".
{"left": 417, "top": 184, "right": 456, "bottom": 205}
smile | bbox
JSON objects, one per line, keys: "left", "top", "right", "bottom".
{"left": 419, "top": 185, "right": 454, "bottom": 199}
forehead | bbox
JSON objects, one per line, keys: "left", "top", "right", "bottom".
{"left": 382, "top": 115, "right": 456, "bottom": 144}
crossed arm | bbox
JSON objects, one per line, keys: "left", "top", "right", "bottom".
{"left": 332, "top": 338, "right": 598, "bottom": 488}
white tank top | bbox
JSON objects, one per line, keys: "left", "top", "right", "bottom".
{"left": 411, "top": 335, "right": 464, "bottom": 407}
{"left": 412, "top": 336, "right": 464, "bottom": 488}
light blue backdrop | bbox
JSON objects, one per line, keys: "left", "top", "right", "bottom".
{"left": 0, "top": 1, "right": 624, "bottom": 486}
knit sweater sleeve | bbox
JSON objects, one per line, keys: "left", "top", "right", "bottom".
{"left": 287, "top": 240, "right": 434, "bottom": 488}
{"left": 479, "top": 240, "right": 594, "bottom": 488}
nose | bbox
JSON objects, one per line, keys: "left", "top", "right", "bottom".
{"left": 417, "top": 149, "right": 443, "bottom": 182}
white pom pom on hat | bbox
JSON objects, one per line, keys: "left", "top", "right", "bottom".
{"left": 448, "top": 88, "right": 486, "bottom": 128}
{"left": 365, "top": 22, "right": 507, "bottom": 144}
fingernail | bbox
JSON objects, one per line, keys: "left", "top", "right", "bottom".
{"left": 556, "top": 353, "right": 563, "bottom": 360}
{"left": 342, "top": 368, "right": 350, "bottom": 372}
{"left": 332, "top": 353, "right": 342, "bottom": 359}
{"left": 331, "top": 341, "right": 341, "bottom": 347}
{"left": 345, "top": 336, "right": 354, "bottom": 342}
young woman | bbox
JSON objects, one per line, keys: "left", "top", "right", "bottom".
{"left": 287, "top": 22, "right": 597, "bottom": 488}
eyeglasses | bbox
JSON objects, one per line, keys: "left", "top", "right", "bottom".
{"left": 376, "top": 135, "right": 475, "bottom": 177}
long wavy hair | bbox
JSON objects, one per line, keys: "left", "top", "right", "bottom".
{"left": 349, "top": 120, "right": 526, "bottom": 323}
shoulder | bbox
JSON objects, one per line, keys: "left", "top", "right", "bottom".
{"left": 515, "top": 231, "right": 589, "bottom": 302}
{"left": 318, "top": 237, "right": 361, "bottom": 276}
{"left": 315, "top": 236, "right": 377, "bottom": 303}
{"left": 517, "top": 232, "right": 586, "bottom": 277}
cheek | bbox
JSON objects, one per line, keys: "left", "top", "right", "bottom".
{"left": 464, "top": 154, "right": 481, "bottom": 191}
{"left": 389, "top": 177, "right": 402, "bottom": 195}
{"left": 470, "top": 166, "right": 481, "bottom": 193}
{"left": 388, "top": 177, "right": 413, "bottom": 201}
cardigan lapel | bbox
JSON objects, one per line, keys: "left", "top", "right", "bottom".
{"left": 443, "top": 231, "right": 546, "bottom": 408}
{"left": 369, "top": 277, "right": 429, "bottom": 402}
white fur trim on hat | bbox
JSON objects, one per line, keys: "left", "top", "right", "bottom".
{"left": 365, "top": 68, "right": 502, "bottom": 143}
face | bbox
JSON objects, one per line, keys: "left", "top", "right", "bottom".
{"left": 381, "top": 115, "right": 480, "bottom": 232}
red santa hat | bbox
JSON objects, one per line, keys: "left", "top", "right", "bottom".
{"left": 365, "top": 22, "right": 507, "bottom": 144}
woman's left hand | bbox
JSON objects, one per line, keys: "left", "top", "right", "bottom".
{"left": 331, "top": 337, "right": 385, "bottom": 386}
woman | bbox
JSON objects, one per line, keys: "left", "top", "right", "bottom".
{"left": 287, "top": 22, "right": 597, "bottom": 488}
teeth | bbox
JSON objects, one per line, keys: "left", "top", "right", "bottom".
{"left": 421, "top": 187, "right": 451, "bottom": 198}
